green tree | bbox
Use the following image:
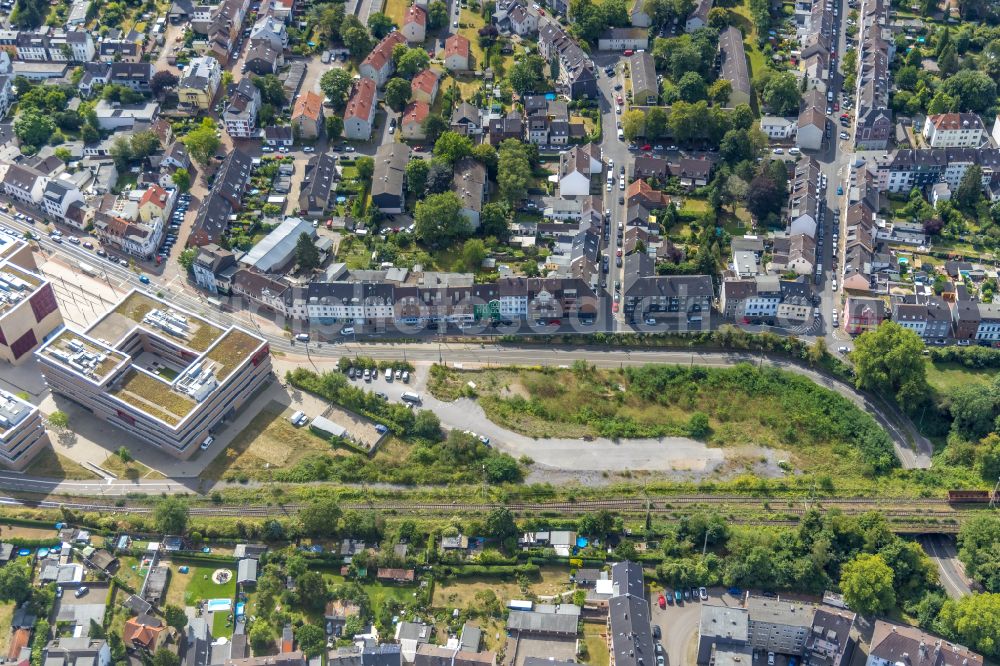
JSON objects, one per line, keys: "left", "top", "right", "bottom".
{"left": 936, "top": 593, "right": 1000, "bottom": 658}
{"left": 163, "top": 605, "right": 188, "bottom": 633}
{"left": 840, "top": 553, "right": 896, "bottom": 615}
{"left": 421, "top": 113, "right": 449, "bottom": 143}
{"left": 154, "top": 497, "right": 189, "bottom": 534}
{"left": 383, "top": 78, "right": 412, "bottom": 113}
{"left": 645, "top": 106, "right": 668, "bottom": 139}
{"left": 954, "top": 164, "right": 984, "bottom": 212}
{"left": 182, "top": 118, "right": 221, "bottom": 166}
{"left": 248, "top": 622, "right": 273, "bottom": 653}
{"left": 116, "top": 446, "right": 132, "bottom": 464}
{"left": 299, "top": 496, "right": 342, "bottom": 537}
{"left": 130, "top": 130, "right": 161, "bottom": 160}
{"left": 406, "top": 159, "right": 429, "bottom": 195}
{"left": 356, "top": 156, "right": 375, "bottom": 183}
{"left": 415, "top": 192, "right": 471, "bottom": 249}
{"left": 708, "top": 78, "right": 732, "bottom": 106}
{"left": 461, "top": 238, "right": 487, "bottom": 271}
{"left": 851, "top": 322, "right": 929, "bottom": 408}
{"left": 677, "top": 71, "right": 707, "bottom": 102}
{"left": 427, "top": 0, "right": 449, "bottom": 28}
{"left": 251, "top": 74, "right": 287, "bottom": 107}
{"left": 761, "top": 71, "right": 801, "bottom": 115}
{"left": 0, "top": 563, "right": 31, "bottom": 602}
{"left": 941, "top": 70, "right": 997, "bottom": 114}
{"left": 14, "top": 110, "right": 55, "bottom": 149}
{"left": 326, "top": 115, "right": 344, "bottom": 140}
{"left": 367, "top": 12, "right": 396, "bottom": 38}
{"left": 479, "top": 202, "right": 510, "bottom": 240}
{"left": 341, "top": 15, "right": 374, "bottom": 57}
{"left": 434, "top": 131, "right": 473, "bottom": 164}
{"left": 688, "top": 412, "right": 710, "bottom": 438}
{"left": 295, "top": 232, "right": 320, "bottom": 271}
{"left": 178, "top": 248, "right": 197, "bottom": 271}
{"left": 110, "top": 135, "right": 134, "bottom": 171}
{"left": 47, "top": 411, "right": 69, "bottom": 429}
{"left": 295, "top": 624, "right": 327, "bottom": 657}
{"left": 485, "top": 507, "right": 518, "bottom": 540}
{"left": 297, "top": 571, "right": 331, "bottom": 611}
{"left": 496, "top": 139, "right": 532, "bottom": 203}
{"left": 507, "top": 55, "right": 546, "bottom": 95}
{"left": 979, "top": 433, "right": 1000, "bottom": 485}
{"left": 578, "top": 510, "right": 614, "bottom": 537}
{"left": 622, "top": 109, "right": 646, "bottom": 142}
{"left": 320, "top": 69, "right": 353, "bottom": 110}
{"left": 397, "top": 48, "right": 431, "bottom": 78}
{"left": 958, "top": 513, "right": 1000, "bottom": 592}
{"left": 171, "top": 168, "right": 191, "bottom": 192}
{"left": 152, "top": 649, "right": 180, "bottom": 666}
{"left": 412, "top": 410, "right": 442, "bottom": 440}
{"left": 483, "top": 454, "right": 522, "bottom": 483}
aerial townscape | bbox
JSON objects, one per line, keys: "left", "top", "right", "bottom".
{"left": 4, "top": 0, "right": 1000, "bottom": 663}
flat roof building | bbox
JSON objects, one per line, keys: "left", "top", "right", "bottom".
{"left": 0, "top": 235, "right": 64, "bottom": 367}
{"left": 0, "top": 388, "right": 47, "bottom": 470}
{"left": 35, "top": 290, "right": 271, "bottom": 459}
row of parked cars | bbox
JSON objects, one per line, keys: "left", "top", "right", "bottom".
{"left": 346, "top": 366, "right": 411, "bottom": 384}
{"left": 657, "top": 586, "right": 709, "bottom": 607}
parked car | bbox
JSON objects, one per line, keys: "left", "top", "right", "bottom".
{"left": 75, "top": 586, "right": 89, "bottom": 598}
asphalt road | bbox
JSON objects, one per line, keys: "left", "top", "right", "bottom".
{"left": 919, "top": 535, "right": 973, "bottom": 598}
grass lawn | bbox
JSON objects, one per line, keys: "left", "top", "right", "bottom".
{"left": 364, "top": 580, "right": 421, "bottom": 611}
{"left": 432, "top": 566, "right": 571, "bottom": 608}
{"left": 182, "top": 566, "right": 236, "bottom": 606}
{"left": 0, "top": 602, "right": 13, "bottom": 654}
{"left": 925, "top": 360, "right": 996, "bottom": 393}
{"left": 728, "top": 1, "right": 767, "bottom": 89}
{"left": 116, "top": 556, "right": 148, "bottom": 592}
{"left": 459, "top": 7, "right": 486, "bottom": 70}
{"left": 582, "top": 624, "right": 610, "bottom": 666}
{"left": 23, "top": 448, "right": 99, "bottom": 480}
{"left": 384, "top": 0, "right": 408, "bottom": 28}
{"left": 199, "top": 404, "right": 349, "bottom": 482}
{"left": 212, "top": 610, "right": 233, "bottom": 639}
{"left": 100, "top": 455, "right": 158, "bottom": 481}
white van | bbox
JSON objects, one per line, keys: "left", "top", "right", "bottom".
{"left": 385, "top": 368, "right": 393, "bottom": 381}
{"left": 401, "top": 391, "right": 422, "bottom": 404}
{"left": 290, "top": 410, "right": 307, "bottom": 426}
{"left": 294, "top": 333, "right": 309, "bottom": 342}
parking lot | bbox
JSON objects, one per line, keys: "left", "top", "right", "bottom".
{"left": 649, "top": 587, "right": 745, "bottom": 666}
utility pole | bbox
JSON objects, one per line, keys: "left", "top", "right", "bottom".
{"left": 991, "top": 476, "right": 1000, "bottom": 510}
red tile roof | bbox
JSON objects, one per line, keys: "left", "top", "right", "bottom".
{"left": 445, "top": 34, "right": 470, "bottom": 59}
{"left": 293, "top": 90, "right": 323, "bottom": 122}
{"left": 139, "top": 184, "right": 169, "bottom": 211}
{"left": 411, "top": 69, "right": 439, "bottom": 95}
{"left": 362, "top": 31, "right": 407, "bottom": 74}
{"left": 124, "top": 618, "right": 165, "bottom": 651}
{"left": 7, "top": 629, "right": 29, "bottom": 661}
{"left": 405, "top": 4, "right": 426, "bottom": 25}
{"left": 402, "top": 100, "right": 430, "bottom": 127}
{"left": 344, "top": 78, "right": 377, "bottom": 121}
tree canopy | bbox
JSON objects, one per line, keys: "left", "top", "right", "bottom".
{"left": 154, "top": 497, "right": 189, "bottom": 535}
{"left": 852, "top": 322, "right": 929, "bottom": 409}
{"left": 415, "top": 192, "right": 472, "bottom": 249}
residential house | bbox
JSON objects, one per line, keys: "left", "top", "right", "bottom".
{"left": 395, "top": 622, "right": 432, "bottom": 663}
{"left": 187, "top": 149, "right": 252, "bottom": 246}
{"left": 343, "top": 78, "right": 377, "bottom": 141}
{"left": 843, "top": 296, "right": 885, "bottom": 335}
{"left": 178, "top": 55, "right": 222, "bottom": 112}
{"left": 402, "top": 4, "right": 427, "bottom": 43}
{"left": 40, "top": 180, "right": 86, "bottom": 227}
{"left": 298, "top": 152, "right": 338, "bottom": 217}
{"left": 922, "top": 113, "right": 986, "bottom": 148}
{"left": 487, "top": 110, "right": 523, "bottom": 145}
{"left": 537, "top": 22, "right": 597, "bottom": 99}
{"left": 93, "top": 99, "right": 159, "bottom": 130}
{"left": 633, "top": 156, "right": 669, "bottom": 180}
{"left": 43, "top": 638, "right": 111, "bottom": 666}
{"left": 371, "top": 143, "right": 410, "bottom": 214}
{"left": 192, "top": 243, "right": 238, "bottom": 294}
{"left": 223, "top": 78, "right": 261, "bottom": 139}
{"left": 123, "top": 615, "right": 167, "bottom": 653}
{"left": 249, "top": 15, "right": 288, "bottom": 50}
{"left": 671, "top": 158, "right": 714, "bottom": 189}
{"left": 796, "top": 106, "right": 825, "bottom": 151}
{"left": 411, "top": 69, "right": 440, "bottom": 105}
{"left": 401, "top": 101, "right": 430, "bottom": 140}
{"left": 444, "top": 34, "right": 470, "bottom": 71}
{"left": 597, "top": 27, "right": 648, "bottom": 51}
{"left": 718, "top": 27, "right": 751, "bottom": 107}
{"left": 558, "top": 143, "right": 602, "bottom": 197}
{"left": 625, "top": 179, "right": 669, "bottom": 209}
{"left": 451, "top": 102, "right": 482, "bottom": 136}
{"left": 866, "top": 621, "right": 981, "bottom": 666}
{"left": 628, "top": 52, "right": 658, "bottom": 106}
{"left": 138, "top": 184, "right": 173, "bottom": 223}
{"left": 686, "top": 0, "right": 713, "bottom": 31}
{"left": 292, "top": 91, "right": 323, "bottom": 140}
{"left": 359, "top": 31, "right": 407, "bottom": 87}
{"left": 760, "top": 116, "right": 797, "bottom": 140}
{"left": 245, "top": 40, "right": 281, "bottom": 75}
{"left": 453, "top": 158, "right": 487, "bottom": 229}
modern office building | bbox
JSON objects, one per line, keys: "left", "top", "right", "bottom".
{"left": 35, "top": 290, "right": 271, "bottom": 459}
{"left": 0, "top": 389, "right": 47, "bottom": 470}
{"left": 0, "top": 236, "right": 64, "bottom": 365}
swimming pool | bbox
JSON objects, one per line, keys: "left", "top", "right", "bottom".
{"left": 235, "top": 602, "right": 246, "bottom": 618}
{"left": 206, "top": 599, "right": 232, "bottom": 612}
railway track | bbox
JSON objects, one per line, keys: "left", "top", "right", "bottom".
{"left": 26, "top": 495, "right": 973, "bottom": 525}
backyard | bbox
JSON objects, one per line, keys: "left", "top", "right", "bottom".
{"left": 431, "top": 566, "right": 571, "bottom": 608}
{"left": 925, "top": 360, "right": 996, "bottom": 393}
